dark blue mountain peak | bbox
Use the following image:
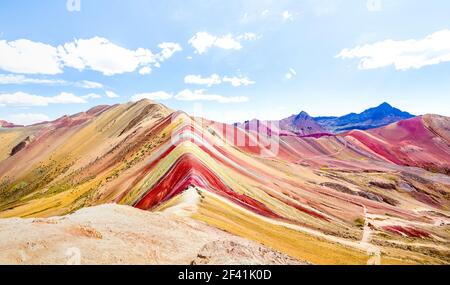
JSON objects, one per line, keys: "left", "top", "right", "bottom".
{"left": 294, "top": 111, "right": 311, "bottom": 121}
{"left": 314, "top": 102, "right": 415, "bottom": 133}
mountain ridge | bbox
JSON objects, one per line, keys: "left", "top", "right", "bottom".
{"left": 0, "top": 120, "right": 23, "bottom": 128}
{"left": 235, "top": 102, "right": 416, "bottom": 135}
{"left": 315, "top": 102, "right": 415, "bottom": 132}
{"left": 0, "top": 100, "right": 449, "bottom": 264}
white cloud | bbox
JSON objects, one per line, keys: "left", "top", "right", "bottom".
{"left": 131, "top": 91, "right": 173, "bottom": 101}
{"left": 8, "top": 113, "right": 50, "bottom": 126}
{"left": 184, "top": 74, "right": 222, "bottom": 87}
{"left": 84, "top": 90, "right": 121, "bottom": 100}
{"left": 0, "top": 74, "right": 66, "bottom": 85}
{"left": 366, "top": 0, "right": 382, "bottom": 12}
{"left": 184, "top": 74, "right": 255, "bottom": 87}
{"left": 237, "top": 33, "right": 260, "bottom": 41}
{"left": 105, "top": 90, "right": 119, "bottom": 98}
{"left": 336, "top": 29, "right": 450, "bottom": 70}
{"left": 0, "top": 39, "right": 62, "bottom": 75}
{"left": 0, "top": 37, "right": 182, "bottom": 76}
{"left": 138, "top": 66, "right": 152, "bottom": 75}
{"left": 78, "top": 80, "right": 103, "bottom": 89}
{"left": 188, "top": 32, "right": 258, "bottom": 54}
{"left": 188, "top": 32, "right": 217, "bottom": 55}
{"left": 66, "top": 0, "right": 81, "bottom": 12}
{"left": 82, "top": 93, "right": 102, "bottom": 99}
{"left": 282, "top": 11, "right": 293, "bottom": 21}
{"left": 285, "top": 68, "right": 297, "bottom": 80}
{"left": 158, "top": 42, "right": 182, "bottom": 60}
{"left": 0, "top": 91, "right": 86, "bottom": 107}
{"left": 129, "top": 88, "right": 250, "bottom": 103}
{"left": 57, "top": 37, "right": 156, "bottom": 76}
{"left": 222, "top": 76, "right": 255, "bottom": 87}
{"left": 0, "top": 74, "right": 104, "bottom": 89}
{"left": 175, "top": 89, "right": 248, "bottom": 103}
{"left": 214, "top": 35, "right": 243, "bottom": 50}
{"left": 47, "top": 92, "right": 87, "bottom": 104}
{"left": 261, "top": 9, "right": 269, "bottom": 17}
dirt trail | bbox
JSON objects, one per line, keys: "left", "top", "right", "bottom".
{"left": 360, "top": 205, "right": 381, "bottom": 265}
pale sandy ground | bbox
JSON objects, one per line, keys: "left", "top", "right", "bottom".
{"left": 0, "top": 204, "right": 304, "bottom": 265}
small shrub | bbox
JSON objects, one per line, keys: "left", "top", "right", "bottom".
{"left": 354, "top": 218, "right": 365, "bottom": 228}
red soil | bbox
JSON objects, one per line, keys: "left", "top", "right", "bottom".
{"left": 135, "top": 154, "right": 283, "bottom": 220}
{"left": 383, "top": 225, "right": 431, "bottom": 239}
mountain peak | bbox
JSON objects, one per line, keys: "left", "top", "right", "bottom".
{"left": 275, "top": 110, "right": 326, "bottom": 135}
{"left": 0, "top": 120, "right": 22, "bottom": 128}
{"left": 315, "top": 102, "right": 415, "bottom": 133}
{"left": 378, "top": 102, "right": 393, "bottom": 109}
{"left": 295, "top": 111, "right": 311, "bottom": 120}
{"left": 365, "top": 102, "right": 413, "bottom": 117}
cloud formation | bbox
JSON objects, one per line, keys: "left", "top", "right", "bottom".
{"left": 157, "top": 42, "right": 183, "bottom": 60}
{"left": 282, "top": 11, "right": 293, "bottom": 21}
{"left": 285, "top": 68, "right": 297, "bottom": 80}
{"left": 138, "top": 66, "right": 152, "bottom": 75}
{"left": 0, "top": 39, "right": 62, "bottom": 74}
{"left": 0, "top": 74, "right": 66, "bottom": 85}
{"left": 184, "top": 74, "right": 255, "bottom": 87}
{"left": 131, "top": 91, "right": 173, "bottom": 101}
{"left": 336, "top": 29, "right": 450, "bottom": 70}
{"left": 78, "top": 80, "right": 104, "bottom": 89}
{"left": 82, "top": 93, "right": 102, "bottom": 99}
{"left": 0, "top": 74, "right": 104, "bottom": 89}
{"left": 222, "top": 76, "right": 255, "bottom": 87}
{"left": 130, "top": 89, "right": 249, "bottom": 104}
{"left": 8, "top": 113, "right": 50, "bottom": 126}
{"left": 184, "top": 74, "right": 222, "bottom": 87}
{"left": 82, "top": 90, "right": 119, "bottom": 99}
{"left": 105, "top": 91, "right": 119, "bottom": 98}
{"left": 175, "top": 89, "right": 248, "bottom": 103}
{"left": 188, "top": 32, "right": 258, "bottom": 54}
{"left": 0, "top": 37, "right": 182, "bottom": 76}
{"left": 0, "top": 92, "right": 87, "bottom": 107}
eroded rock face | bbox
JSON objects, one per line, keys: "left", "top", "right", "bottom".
{"left": 10, "top": 136, "right": 32, "bottom": 156}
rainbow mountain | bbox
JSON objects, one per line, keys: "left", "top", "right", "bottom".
{"left": 0, "top": 99, "right": 449, "bottom": 264}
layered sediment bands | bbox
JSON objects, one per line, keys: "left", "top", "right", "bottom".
{"left": 346, "top": 116, "right": 450, "bottom": 173}
{"left": 134, "top": 153, "right": 282, "bottom": 219}
{"left": 0, "top": 101, "right": 449, "bottom": 264}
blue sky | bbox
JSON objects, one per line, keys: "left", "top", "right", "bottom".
{"left": 1, "top": 0, "right": 450, "bottom": 125}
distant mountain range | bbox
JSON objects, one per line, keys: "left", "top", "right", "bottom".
{"left": 237, "top": 102, "right": 415, "bottom": 135}
{"left": 315, "top": 102, "right": 415, "bottom": 133}
{"left": 0, "top": 102, "right": 416, "bottom": 134}
{"left": 235, "top": 111, "right": 326, "bottom": 136}
{"left": 278, "top": 111, "right": 326, "bottom": 135}
{"left": 0, "top": 120, "right": 22, "bottom": 128}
